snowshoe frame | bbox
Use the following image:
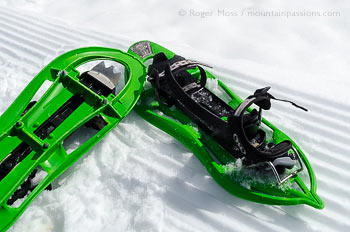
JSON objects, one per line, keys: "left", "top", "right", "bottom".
{"left": 0, "top": 47, "right": 146, "bottom": 231}
{"left": 128, "top": 40, "right": 324, "bottom": 209}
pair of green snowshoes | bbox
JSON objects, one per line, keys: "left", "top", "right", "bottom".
{"left": 0, "top": 41, "right": 324, "bottom": 231}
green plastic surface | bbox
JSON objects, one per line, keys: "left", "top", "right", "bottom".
{"left": 0, "top": 47, "right": 146, "bottom": 231}
{"left": 128, "top": 40, "right": 324, "bottom": 210}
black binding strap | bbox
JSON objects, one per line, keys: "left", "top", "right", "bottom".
{"left": 273, "top": 98, "right": 308, "bottom": 112}
{"left": 163, "top": 64, "right": 228, "bottom": 132}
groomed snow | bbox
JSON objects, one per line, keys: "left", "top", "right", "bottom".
{"left": 0, "top": 1, "right": 349, "bottom": 231}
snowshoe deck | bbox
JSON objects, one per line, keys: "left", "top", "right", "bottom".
{"left": 0, "top": 47, "right": 146, "bottom": 231}
{"left": 128, "top": 40, "right": 324, "bottom": 209}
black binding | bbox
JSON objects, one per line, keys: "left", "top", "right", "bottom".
{"left": 148, "top": 52, "right": 306, "bottom": 170}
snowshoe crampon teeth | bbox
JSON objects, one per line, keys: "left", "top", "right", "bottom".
{"left": 92, "top": 61, "right": 121, "bottom": 87}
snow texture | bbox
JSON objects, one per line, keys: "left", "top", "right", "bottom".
{"left": 0, "top": 1, "right": 349, "bottom": 232}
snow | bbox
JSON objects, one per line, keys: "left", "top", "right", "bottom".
{"left": 0, "top": 0, "right": 349, "bottom": 231}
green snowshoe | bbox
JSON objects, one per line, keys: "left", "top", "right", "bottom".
{"left": 0, "top": 47, "right": 146, "bottom": 231}
{"left": 128, "top": 40, "right": 324, "bottom": 209}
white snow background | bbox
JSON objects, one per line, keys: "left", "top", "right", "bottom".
{"left": 0, "top": 0, "right": 349, "bottom": 231}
